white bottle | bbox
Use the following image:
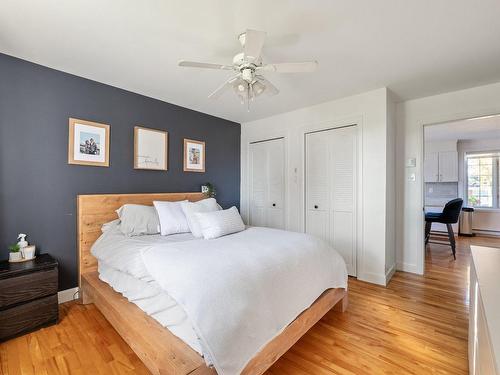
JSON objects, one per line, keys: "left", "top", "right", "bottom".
{"left": 17, "top": 233, "right": 28, "bottom": 248}
{"left": 17, "top": 233, "right": 28, "bottom": 258}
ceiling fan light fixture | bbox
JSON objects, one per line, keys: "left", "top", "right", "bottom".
{"left": 178, "top": 28, "right": 319, "bottom": 110}
{"left": 253, "top": 80, "right": 266, "bottom": 96}
{"left": 233, "top": 80, "right": 248, "bottom": 103}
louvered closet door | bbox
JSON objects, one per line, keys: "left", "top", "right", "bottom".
{"left": 305, "top": 132, "right": 330, "bottom": 240}
{"left": 249, "top": 138, "right": 285, "bottom": 229}
{"left": 249, "top": 141, "right": 267, "bottom": 227}
{"left": 266, "top": 138, "right": 285, "bottom": 229}
{"left": 305, "top": 126, "right": 357, "bottom": 276}
{"left": 330, "top": 126, "right": 357, "bottom": 276}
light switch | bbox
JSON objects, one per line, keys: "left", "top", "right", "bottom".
{"left": 406, "top": 158, "right": 416, "bottom": 168}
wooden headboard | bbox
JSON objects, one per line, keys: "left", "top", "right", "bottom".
{"left": 77, "top": 192, "right": 206, "bottom": 286}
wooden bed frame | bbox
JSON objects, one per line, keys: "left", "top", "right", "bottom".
{"left": 78, "top": 192, "right": 348, "bottom": 375}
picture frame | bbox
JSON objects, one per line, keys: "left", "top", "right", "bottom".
{"left": 68, "top": 118, "right": 110, "bottom": 167}
{"left": 134, "top": 126, "right": 168, "bottom": 171}
{"left": 183, "top": 139, "right": 205, "bottom": 172}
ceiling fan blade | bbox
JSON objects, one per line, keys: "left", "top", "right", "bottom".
{"left": 243, "top": 29, "right": 266, "bottom": 63}
{"left": 256, "top": 75, "right": 279, "bottom": 96}
{"left": 258, "top": 61, "right": 318, "bottom": 73}
{"left": 208, "top": 75, "right": 240, "bottom": 99}
{"left": 178, "top": 60, "right": 233, "bottom": 70}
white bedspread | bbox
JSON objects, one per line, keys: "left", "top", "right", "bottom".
{"left": 91, "top": 225, "right": 211, "bottom": 362}
{"left": 141, "top": 226, "right": 347, "bottom": 375}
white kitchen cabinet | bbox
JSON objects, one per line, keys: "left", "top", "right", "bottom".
{"left": 439, "top": 151, "right": 458, "bottom": 182}
{"left": 249, "top": 138, "right": 285, "bottom": 230}
{"left": 424, "top": 151, "right": 458, "bottom": 182}
{"left": 424, "top": 152, "right": 439, "bottom": 182}
{"left": 305, "top": 126, "right": 357, "bottom": 276}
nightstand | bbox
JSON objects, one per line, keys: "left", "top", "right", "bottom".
{"left": 0, "top": 254, "right": 59, "bottom": 341}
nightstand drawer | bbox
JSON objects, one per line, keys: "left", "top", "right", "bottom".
{"left": 0, "top": 294, "right": 58, "bottom": 341}
{"left": 0, "top": 268, "right": 58, "bottom": 309}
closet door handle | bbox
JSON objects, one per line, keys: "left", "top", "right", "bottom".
{"left": 314, "top": 205, "right": 318, "bottom": 209}
{"left": 272, "top": 203, "right": 276, "bottom": 207}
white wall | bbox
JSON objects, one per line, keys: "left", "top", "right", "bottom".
{"left": 396, "top": 81, "right": 500, "bottom": 274}
{"left": 457, "top": 138, "right": 500, "bottom": 234}
{"left": 241, "top": 88, "right": 395, "bottom": 285}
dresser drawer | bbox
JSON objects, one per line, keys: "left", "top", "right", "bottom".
{"left": 0, "top": 293, "right": 58, "bottom": 341}
{"left": 0, "top": 268, "right": 58, "bottom": 308}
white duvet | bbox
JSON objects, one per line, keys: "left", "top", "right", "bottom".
{"left": 141, "top": 227, "right": 347, "bottom": 375}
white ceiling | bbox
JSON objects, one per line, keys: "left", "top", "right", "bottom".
{"left": 425, "top": 115, "right": 500, "bottom": 141}
{"left": 2, "top": 0, "right": 500, "bottom": 123}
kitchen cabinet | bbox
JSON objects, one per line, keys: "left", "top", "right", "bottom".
{"left": 424, "top": 151, "right": 458, "bottom": 182}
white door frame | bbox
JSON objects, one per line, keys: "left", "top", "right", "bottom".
{"left": 418, "top": 110, "right": 500, "bottom": 274}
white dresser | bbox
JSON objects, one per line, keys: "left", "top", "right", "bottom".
{"left": 469, "top": 246, "right": 500, "bottom": 374}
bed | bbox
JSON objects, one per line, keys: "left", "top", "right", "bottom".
{"left": 78, "top": 192, "right": 348, "bottom": 375}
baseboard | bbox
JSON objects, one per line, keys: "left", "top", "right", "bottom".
{"left": 472, "top": 230, "right": 500, "bottom": 238}
{"left": 58, "top": 287, "right": 79, "bottom": 304}
{"left": 385, "top": 264, "right": 396, "bottom": 284}
{"left": 357, "top": 272, "right": 387, "bottom": 286}
{"left": 396, "top": 262, "right": 420, "bottom": 274}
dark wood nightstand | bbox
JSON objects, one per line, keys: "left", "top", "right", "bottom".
{"left": 0, "top": 254, "right": 59, "bottom": 341}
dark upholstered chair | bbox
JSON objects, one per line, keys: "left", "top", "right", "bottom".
{"left": 425, "top": 198, "right": 463, "bottom": 259}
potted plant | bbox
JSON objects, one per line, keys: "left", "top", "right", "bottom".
{"left": 8, "top": 244, "right": 22, "bottom": 262}
{"left": 204, "top": 182, "right": 217, "bottom": 198}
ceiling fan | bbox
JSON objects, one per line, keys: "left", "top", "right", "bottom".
{"left": 178, "top": 29, "right": 318, "bottom": 110}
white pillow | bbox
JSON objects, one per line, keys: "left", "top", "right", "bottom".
{"left": 116, "top": 204, "right": 160, "bottom": 236}
{"left": 181, "top": 198, "right": 219, "bottom": 238}
{"left": 195, "top": 206, "right": 245, "bottom": 240}
{"left": 102, "top": 219, "right": 120, "bottom": 233}
{"left": 153, "top": 200, "right": 190, "bottom": 235}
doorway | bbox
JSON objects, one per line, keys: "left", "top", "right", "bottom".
{"left": 423, "top": 114, "right": 500, "bottom": 263}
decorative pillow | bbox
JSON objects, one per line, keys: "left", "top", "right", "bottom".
{"left": 153, "top": 200, "right": 190, "bottom": 235}
{"left": 195, "top": 206, "right": 245, "bottom": 240}
{"left": 181, "top": 198, "right": 219, "bottom": 238}
{"left": 116, "top": 204, "right": 160, "bottom": 236}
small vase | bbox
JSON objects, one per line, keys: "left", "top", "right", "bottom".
{"left": 9, "top": 252, "right": 22, "bottom": 262}
{"left": 23, "top": 245, "right": 36, "bottom": 260}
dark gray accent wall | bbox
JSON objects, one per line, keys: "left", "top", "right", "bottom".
{"left": 0, "top": 53, "right": 240, "bottom": 290}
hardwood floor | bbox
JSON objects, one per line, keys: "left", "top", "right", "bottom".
{"left": 1, "top": 236, "right": 499, "bottom": 374}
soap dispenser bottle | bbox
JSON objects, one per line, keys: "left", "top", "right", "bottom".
{"left": 17, "top": 233, "right": 28, "bottom": 258}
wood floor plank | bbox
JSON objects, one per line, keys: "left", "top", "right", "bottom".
{"left": 2, "top": 236, "right": 498, "bottom": 374}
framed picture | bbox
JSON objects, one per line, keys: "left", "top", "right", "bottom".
{"left": 68, "top": 118, "right": 110, "bottom": 167}
{"left": 184, "top": 139, "right": 205, "bottom": 172}
{"left": 134, "top": 126, "right": 168, "bottom": 171}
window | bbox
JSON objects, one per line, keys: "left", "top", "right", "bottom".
{"left": 466, "top": 152, "right": 500, "bottom": 208}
